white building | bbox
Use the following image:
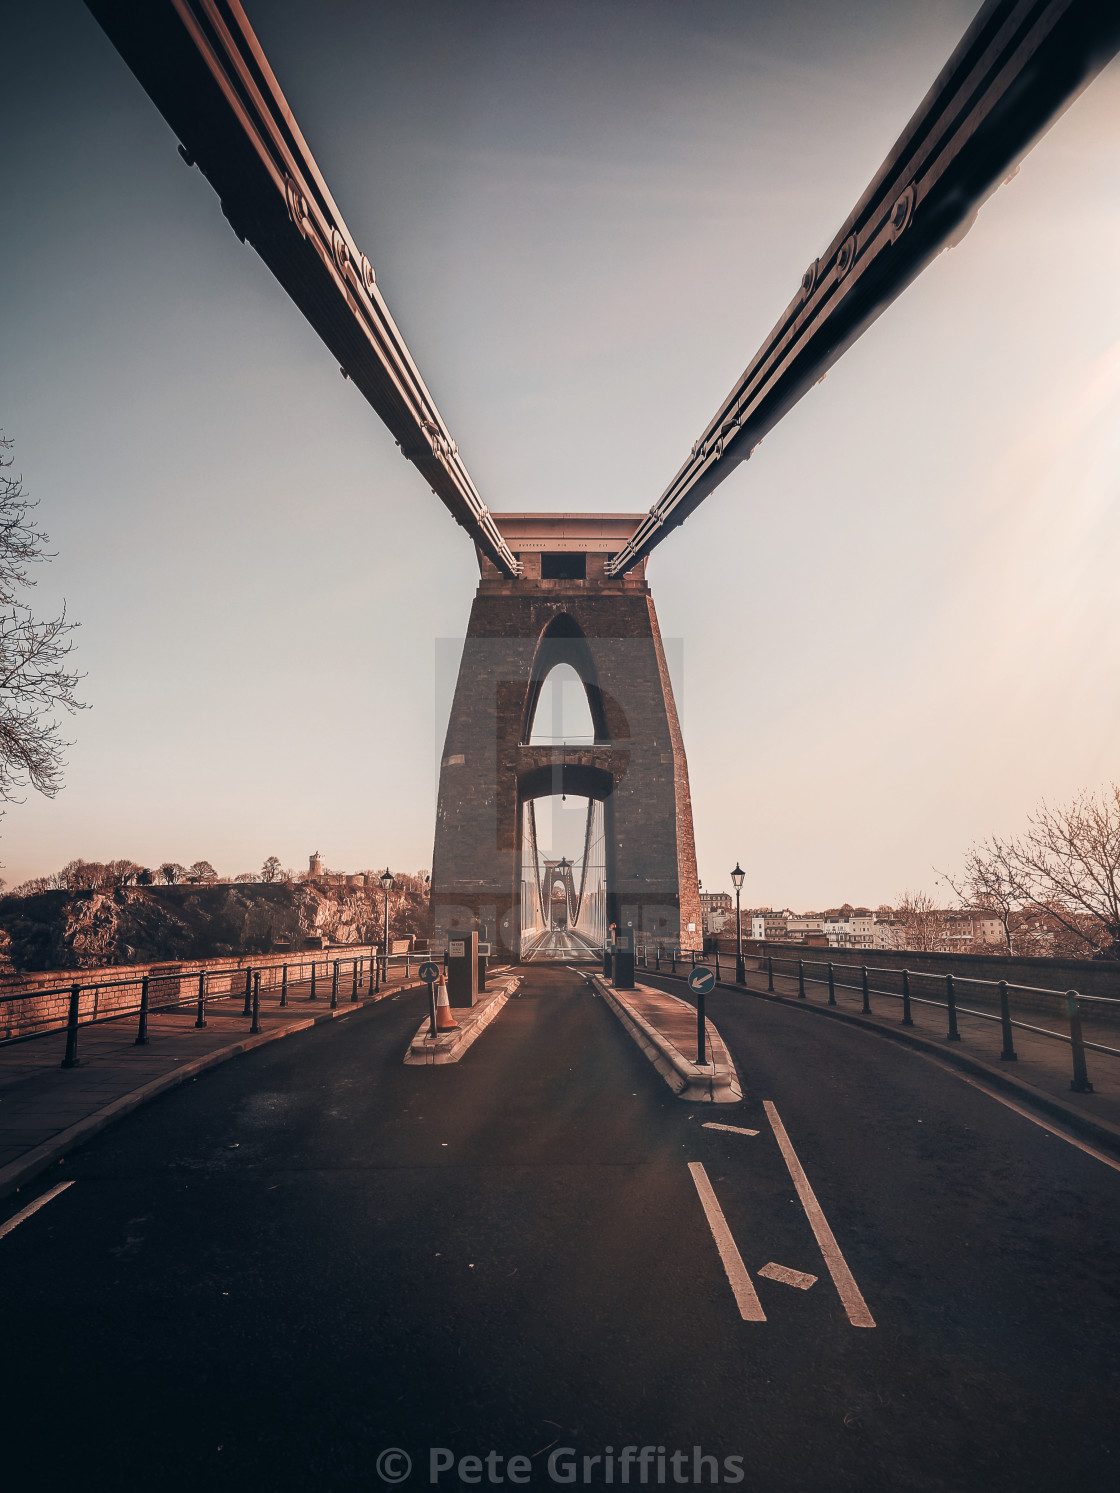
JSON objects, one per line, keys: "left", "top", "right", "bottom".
{"left": 749, "top": 910, "right": 790, "bottom": 942}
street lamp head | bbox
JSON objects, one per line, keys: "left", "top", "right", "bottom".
{"left": 731, "top": 862, "right": 745, "bottom": 891}
{"left": 380, "top": 868, "right": 394, "bottom": 891}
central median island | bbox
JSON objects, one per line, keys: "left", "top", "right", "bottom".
{"left": 404, "top": 972, "right": 521, "bottom": 1066}
{"left": 590, "top": 973, "right": 742, "bottom": 1103}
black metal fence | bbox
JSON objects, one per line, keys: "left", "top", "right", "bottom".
{"left": 2, "top": 946, "right": 433, "bottom": 1068}
{"left": 638, "top": 945, "right": 1119, "bottom": 1095}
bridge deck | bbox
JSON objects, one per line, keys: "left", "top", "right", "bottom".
{"left": 520, "top": 930, "right": 601, "bottom": 964}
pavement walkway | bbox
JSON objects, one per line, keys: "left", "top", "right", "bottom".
{"left": 592, "top": 975, "right": 741, "bottom": 1102}
{"left": 0, "top": 964, "right": 464, "bottom": 1198}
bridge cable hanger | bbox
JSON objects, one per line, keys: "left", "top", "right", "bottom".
{"left": 85, "top": 0, "right": 522, "bottom": 577}
{"left": 605, "top": 0, "right": 1120, "bottom": 575}
{"left": 84, "top": 1, "right": 1119, "bottom": 581}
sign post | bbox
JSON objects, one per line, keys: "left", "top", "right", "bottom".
{"left": 688, "top": 964, "right": 716, "bottom": 1066}
{"left": 418, "top": 961, "right": 441, "bottom": 1038}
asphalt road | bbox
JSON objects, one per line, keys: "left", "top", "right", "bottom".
{"left": 2, "top": 965, "right": 1119, "bottom": 1493}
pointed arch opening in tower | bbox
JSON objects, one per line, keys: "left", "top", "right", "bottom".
{"left": 527, "top": 662, "right": 596, "bottom": 746}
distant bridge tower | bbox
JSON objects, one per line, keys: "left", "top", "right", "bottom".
{"left": 430, "top": 514, "right": 702, "bottom": 960}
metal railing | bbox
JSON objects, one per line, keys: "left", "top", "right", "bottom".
{"left": 2, "top": 945, "right": 433, "bottom": 1068}
{"left": 636, "top": 945, "right": 1117, "bottom": 1096}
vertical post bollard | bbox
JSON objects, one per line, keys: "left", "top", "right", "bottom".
{"left": 767, "top": 956, "right": 774, "bottom": 992}
{"left": 1066, "top": 991, "right": 1094, "bottom": 1093}
{"left": 280, "top": 964, "right": 288, "bottom": 1008}
{"left": 798, "top": 960, "right": 806, "bottom": 998}
{"left": 406, "top": 952, "right": 411, "bottom": 979}
{"left": 374, "top": 951, "right": 381, "bottom": 994}
{"left": 135, "top": 976, "right": 150, "bottom": 1045}
{"left": 61, "top": 983, "right": 82, "bottom": 1068}
{"left": 997, "top": 980, "right": 1016, "bottom": 1060}
{"left": 351, "top": 958, "right": 359, "bottom": 1001}
{"left": 330, "top": 960, "right": 339, "bottom": 1010}
{"left": 901, "top": 969, "right": 913, "bottom": 1026}
{"left": 242, "top": 968, "right": 253, "bottom": 1016}
{"left": 655, "top": 947, "right": 660, "bottom": 971}
{"left": 714, "top": 949, "right": 720, "bottom": 981}
{"left": 671, "top": 950, "right": 677, "bottom": 974}
{"left": 310, "top": 962, "right": 318, "bottom": 1001}
{"left": 945, "top": 973, "right": 961, "bottom": 1041}
{"left": 251, "top": 971, "right": 262, "bottom": 1033}
{"left": 827, "top": 962, "right": 836, "bottom": 1006}
{"left": 195, "top": 971, "right": 207, "bottom": 1028}
{"left": 861, "top": 966, "right": 871, "bottom": 1015}
{"left": 696, "top": 985, "right": 708, "bottom": 1066}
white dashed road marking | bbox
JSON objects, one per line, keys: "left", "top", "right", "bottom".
{"left": 687, "top": 1162, "right": 766, "bottom": 1322}
{"left": 0, "top": 1180, "right": 74, "bottom": 1241}
{"left": 763, "top": 1101, "right": 875, "bottom": 1328}
{"left": 757, "top": 1262, "right": 817, "bottom": 1290}
{"left": 702, "top": 1123, "right": 760, "bottom": 1136}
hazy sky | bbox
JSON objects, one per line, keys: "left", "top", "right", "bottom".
{"left": 3, "top": 1, "right": 1120, "bottom": 908}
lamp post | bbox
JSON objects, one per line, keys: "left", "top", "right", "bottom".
{"left": 380, "top": 867, "right": 394, "bottom": 981}
{"left": 731, "top": 862, "right": 746, "bottom": 983}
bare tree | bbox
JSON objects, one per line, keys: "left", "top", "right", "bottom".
{"left": 188, "top": 860, "right": 218, "bottom": 884}
{"left": 60, "top": 858, "right": 108, "bottom": 891}
{"left": 0, "top": 436, "right": 85, "bottom": 809}
{"left": 936, "top": 842, "right": 1019, "bottom": 952}
{"left": 973, "top": 786, "right": 1120, "bottom": 958}
{"left": 159, "top": 862, "right": 187, "bottom": 885}
{"left": 895, "top": 889, "right": 953, "bottom": 952}
{"left": 106, "top": 859, "right": 143, "bottom": 887}
{"left": 260, "top": 855, "right": 282, "bottom": 883}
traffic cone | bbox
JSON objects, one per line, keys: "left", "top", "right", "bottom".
{"left": 434, "top": 974, "right": 459, "bottom": 1031}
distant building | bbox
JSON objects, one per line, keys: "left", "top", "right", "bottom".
{"left": 787, "top": 915, "right": 825, "bottom": 942}
{"left": 749, "top": 910, "right": 790, "bottom": 942}
{"left": 943, "top": 910, "right": 1006, "bottom": 948}
{"left": 873, "top": 918, "right": 906, "bottom": 950}
{"left": 309, "top": 851, "right": 323, "bottom": 879}
{"left": 700, "top": 890, "right": 734, "bottom": 935}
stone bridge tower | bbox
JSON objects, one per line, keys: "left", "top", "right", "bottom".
{"left": 430, "top": 514, "right": 702, "bottom": 960}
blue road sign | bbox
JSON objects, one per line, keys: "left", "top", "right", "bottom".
{"left": 418, "top": 961, "right": 440, "bottom": 983}
{"left": 688, "top": 965, "right": 716, "bottom": 996}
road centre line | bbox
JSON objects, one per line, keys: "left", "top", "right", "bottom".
{"left": 703, "top": 1122, "right": 760, "bottom": 1136}
{"left": 687, "top": 1162, "right": 766, "bottom": 1322}
{"left": 763, "top": 1101, "right": 876, "bottom": 1329}
{"left": 0, "top": 1181, "right": 74, "bottom": 1241}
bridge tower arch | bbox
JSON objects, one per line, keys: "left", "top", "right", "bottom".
{"left": 430, "top": 514, "right": 701, "bottom": 961}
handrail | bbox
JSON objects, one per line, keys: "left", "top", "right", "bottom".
{"left": 639, "top": 946, "right": 1113, "bottom": 1095}
{"left": 0, "top": 945, "right": 432, "bottom": 1060}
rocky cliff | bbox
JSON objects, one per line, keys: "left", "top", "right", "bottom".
{"left": 0, "top": 882, "right": 421, "bottom": 972}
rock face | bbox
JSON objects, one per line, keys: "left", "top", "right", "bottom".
{"left": 0, "top": 883, "right": 405, "bottom": 972}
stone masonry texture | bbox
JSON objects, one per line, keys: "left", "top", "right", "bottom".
{"left": 431, "top": 522, "right": 702, "bottom": 960}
